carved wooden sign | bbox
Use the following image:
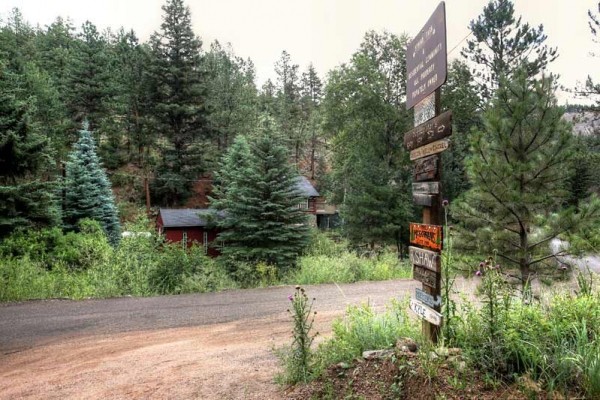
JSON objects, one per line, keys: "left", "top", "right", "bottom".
{"left": 413, "top": 265, "right": 439, "bottom": 289}
{"left": 410, "top": 298, "right": 443, "bottom": 325}
{"left": 412, "top": 182, "right": 440, "bottom": 194}
{"left": 406, "top": 1, "right": 447, "bottom": 109}
{"left": 414, "top": 155, "right": 438, "bottom": 182}
{"left": 409, "top": 246, "right": 440, "bottom": 272}
{"left": 410, "top": 223, "right": 443, "bottom": 251}
{"left": 404, "top": 110, "right": 452, "bottom": 151}
{"left": 413, "top": 194, "right": 434, "bottom": 207}
{"left": 410, "top": 139, "right": 449, "bottom": 161}
{"left": 416, "top": 287, "right": 441, "bottom": 308}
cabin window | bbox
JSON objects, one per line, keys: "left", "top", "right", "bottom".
{"left": 203, "top": 232, "right": 208, "bottom": 255}
{"left": 182, "top": 230, "right": 188, "bottom": 248}
{"left": 297, "top": 198, "right": 309, "bottom": 210}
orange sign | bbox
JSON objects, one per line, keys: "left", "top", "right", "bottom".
{"left": 410, "top": 223, "right": 443, "bottom": 251}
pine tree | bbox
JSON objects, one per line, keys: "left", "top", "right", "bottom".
{"left": 63, "top": 123, "right": 121, "bottom": 245}
{"left": 215, "top": 117, "right": 309, "bottom": 270}
{"left": 148, "top": 0, "right": 210, "bottom": 205}
{"left": 0, "top": 63, "right": 60, "bottom": 237}
{"left": 461, "top": 0, "right": 558, "bottom": 102}
{"left": 456, "top": 69, "right": 600, "bottom": 290}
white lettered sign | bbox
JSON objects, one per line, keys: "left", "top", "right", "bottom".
{"left": 409, "top": 298, "right": 443, "bottom": 326}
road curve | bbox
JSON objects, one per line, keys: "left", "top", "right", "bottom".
{"left": 0, "top": 279, "right": 425, "bottom": 354}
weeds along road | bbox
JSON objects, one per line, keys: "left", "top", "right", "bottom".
{"left": 0, "top": 278, "right": 478, "bottom": 400}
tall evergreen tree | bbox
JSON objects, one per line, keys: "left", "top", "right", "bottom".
{"left": 63, "top": 123, "right": 121, "bottom": 245}
{"left": 0, "top": 63, "right": 59, "bottom": 237}
{"left": 456, "top": 70, "right": 600, "bottom": 290}
{"left": 300, "top": 64, "right": 323, "bottom": 180}
{"left": 322, "top": 31, "right": 413, "bottom": 247}
{"left": 215, "top": 117, "right": 309, "bottom": 270}
{"left": 148, "top": 0, "right": 210, "bottom": 205}
{"left": 462, "top": 0, "right": 558, "bottom": 102}
{"left": 205, "top": 41, "right": 258, "bottom": 152}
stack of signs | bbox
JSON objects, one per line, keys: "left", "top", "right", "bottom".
{"left": 404, "top": 1, "right": 450, "bottom": 329}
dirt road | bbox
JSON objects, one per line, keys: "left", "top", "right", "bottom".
{"left": 2, "top": 279, "right": 478, "bottom": 399}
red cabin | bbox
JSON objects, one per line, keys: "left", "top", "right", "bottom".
{"left": 156, "top": 208, "right": 222, "bottom": 257}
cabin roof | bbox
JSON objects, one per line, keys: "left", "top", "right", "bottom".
{"left": 295, "top": 176, "right": 319, "bottom": 197}
{"left": 159, "top": 208, "right": 223, "bottom": 228}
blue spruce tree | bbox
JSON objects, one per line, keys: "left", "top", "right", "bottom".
{"left": 63, "top": 122, "right": 121, "bottom": 245}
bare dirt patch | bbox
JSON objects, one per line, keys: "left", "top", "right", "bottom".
{"left": 0, "top": 311, "right": 341, "bottom": 400}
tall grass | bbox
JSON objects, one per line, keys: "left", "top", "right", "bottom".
{"left": 312, "top": 298, "right": 419, "bottom": 376}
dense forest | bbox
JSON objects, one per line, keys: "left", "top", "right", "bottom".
{"left": 1, "top": 0, "right": 599, "bottom": 276}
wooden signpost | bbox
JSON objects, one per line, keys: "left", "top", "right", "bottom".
{"left": 404, "top": 1, "right": 450, "bottom": 342}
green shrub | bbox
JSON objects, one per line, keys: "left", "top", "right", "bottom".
{"left": 312, "top": 299, "right": 419, "bottom": 377}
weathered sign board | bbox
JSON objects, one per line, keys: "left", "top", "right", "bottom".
{"left": 404, "top": 110, "right": 452, "bottom": 151}
{"left": 413, "top": 265, "right": 439, "bottom": 288}
{"left": 406, "top": 1, "right": 447, "bottom": 109}
{"left": 412, "top": 182, "right": 440, "bottom": 195}
{"left": 413, "top": 93, "right": 436, "bottom": 127}
{"left": 410, "top": 223, "right": 443, "bottom": 251}
{"left": 409, "top": 246, "right": 440, "bottom": 272}
{"left": 409, "top": 298, "right": 443, "bottom": 325}
{"left": 410, "top": 139, "right": 450, "bottom": 161}
{"left": 413, "top": 193, "right": 434, "bottom": 207}
{"left": 416, "top": 287, "right": 441, "bottom": 308}
{"left": 414, "top": 155, "right": 438, "bottom": 182}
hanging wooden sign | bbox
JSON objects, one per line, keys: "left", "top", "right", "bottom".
{"left": 404, "top": 110, "right": 452, "bottom": 151}
{"left": 412, "top": 182, "right": 440, "bottom": 194}
{"left": 414, "top": 155, "right": 438, "bottom": 182}
{"left": 410, "top": 139, "right": 450, "bottom": 161}
{"left": 416, "top": 288, "right": 442, "bottom": 308}
{"left": 409, "top": 246, "right": 440, "bottom": 272}
{"left": 410, "top": 223, "right": 443, "bottom": 251}
{"left": 413, "top": 265, "right": 439, "bottom": 288}
{"left": 413, "top": 193, "right": 435, "bottom": 207}
{"left": 410, "top": 298, "right": 443, "bottom": 326}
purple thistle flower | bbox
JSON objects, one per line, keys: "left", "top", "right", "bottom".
{"left": 479, "top": 262, "right": 485, "bottom": 268}
{"left": 442, "top": 199, "right": 449, "bottom": 207}
{"left": 475, "top": 270, "right": 482, "bottom": 276}
{"left": 288, "top": 295, "right": 293, "bottom": 301}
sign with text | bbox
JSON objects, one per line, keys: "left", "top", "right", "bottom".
{"left": 414, "top": 93, "right": 436, "bottom": 127}
{"left": 406, "top": 1, "right": 447, "bottom": 109}
{"left": 410, "top": 223, "right": 443, "bottom": 251}
{"left": 410, "top": 139, "right": 450, "bottom": 161}
{"left": 412, "top": 182, "right": 440, "bottom": 195}
{"left": 414, "top": 155, "right": 438, "bottom": 182}
{"left": 416, "top": 288, "right": 441, "bottom": 308}
{"left": 413, "top": 193, "right": 435, "bottom": 207}
{"left": 404, "top": 110, "right": 452, "bottom": 151}
{"left": 413, "top": 265, "right": 439, "bottom": 289}
{"left": 409, "top": 298, "right": 443, "bottom": 325}
{"left": 409, "top": 246, "right": 440, "bottom": 272}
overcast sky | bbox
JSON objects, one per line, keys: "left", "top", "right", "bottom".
{"left": 2, "top": 0, "right": 599, "bottom": 104}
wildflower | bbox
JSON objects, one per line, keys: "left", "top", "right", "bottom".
{"left": 295, "top": 285, "right": 300, "bottom": 290}
{"left": 442, "top": 199, "right": 449, "bottom": 207}
{"left": 495, "top": 264, "right": 500, "bottom": 269}
{"left": 475, "top": 270, "right": 482, "bottom": 276}
{"left": 479, "top": 262, "right": 485, "bottom": 268}
{"left": 288, "top": 295, "right": 293, "bottom": 301}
